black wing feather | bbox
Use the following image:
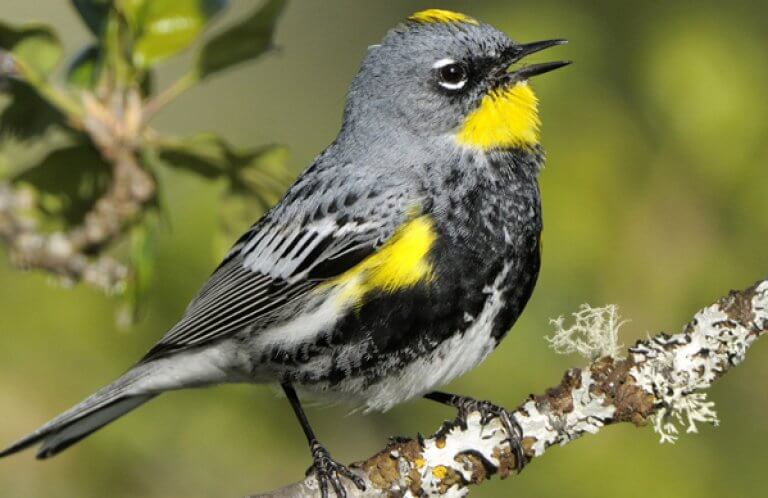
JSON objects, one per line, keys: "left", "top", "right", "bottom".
{"left": 141, "top": 219, "right": 387, "bottom": 361}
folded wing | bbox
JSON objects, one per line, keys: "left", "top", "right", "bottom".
{"left": 142, "top": 207, "right": 405, "bottom": 361}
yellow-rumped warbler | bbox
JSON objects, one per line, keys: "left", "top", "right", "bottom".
{"left": 1, "top": 9, "right": 568, "bottom": 497}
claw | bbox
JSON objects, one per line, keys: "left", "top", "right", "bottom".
{"left": 309, "top": 440, "right": 366, "bottom": 498}
{"left": 451, "top": 396, "right": 527, "bottom": 472}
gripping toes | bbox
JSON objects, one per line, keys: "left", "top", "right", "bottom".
{"left": 456, "top": 398, "right": 527, "bottom": 472}
{"left": 309, "top": 441, "right": 366, "bottom": 498}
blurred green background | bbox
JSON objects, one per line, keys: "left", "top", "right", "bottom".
{"left": 1, "top": 1, "right": 767, "bottom": 497}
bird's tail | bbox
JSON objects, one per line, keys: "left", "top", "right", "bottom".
{"left": 0, "top": 366, "right": 156, "bottom": 459}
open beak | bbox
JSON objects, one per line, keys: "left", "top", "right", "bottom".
{"left": 503, "top": 39, "right": 570, "bottom": 82}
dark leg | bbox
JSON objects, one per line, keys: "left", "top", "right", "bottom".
{"left": 282, "top": 382, "right": 366, "bottom": 498}
{"left": 424, "top": 391, "right": 527, "bottom": 472}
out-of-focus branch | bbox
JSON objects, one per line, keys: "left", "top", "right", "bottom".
{"left": 2, "top": 2, "right": 290, "bottom": 304}
{"left": 252, "top": 279, "right": 768, "bottom": 497}
{"left": 2, "top": 51, "right": 84, "bottom": 123}
{"left": 141, "top": 71, "right": 198, "bottom": 123}
{"left": 0, "top": 87, "right": 154, "bottom": 292}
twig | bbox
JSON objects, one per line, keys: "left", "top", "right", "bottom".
{"left": 251, "top": 278, "right": 768, "bottom": 497}
{"left": 5, "top": 52, "right": 84, "bottom": 124}
{"left": 0, "top": 88, "right": 154, "bottom": 292}
{"left": 141, "top": 71, "right": 198, "bottom": 123}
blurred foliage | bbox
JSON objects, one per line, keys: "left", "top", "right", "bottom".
{"left": 15, "top": 143, "right": 111, "bottom": 227}
{"left": 0, "top": 1, "right": 767, "bottom": 498}
{"left": 0, "top": 0, "right": 288, "bottom": 320}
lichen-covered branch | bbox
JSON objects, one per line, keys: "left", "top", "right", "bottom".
{"left": 251, "top": 278, "right": 768, "bottom": 497}
{"left": 0, "top": 74, "right": 154, "bottom": 291}
{"left": 0, "top": 180, "right": 129, "bottom": 290}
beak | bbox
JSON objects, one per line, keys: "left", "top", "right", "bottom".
{"left": 502, "top": 39, "right": 570, "bottom": 82}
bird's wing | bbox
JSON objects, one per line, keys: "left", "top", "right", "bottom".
{"left": 141, "top": 203, "right": 407, "bottom": 361}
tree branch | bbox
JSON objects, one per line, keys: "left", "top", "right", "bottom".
{"left": 0, "top": 180, "right": 129, "bottom": 290}
{"left": 251, "top": 278, "right": 768, "bottom": 497}
{"left": 0, "top": 88, "right": 154, "bottom": 292}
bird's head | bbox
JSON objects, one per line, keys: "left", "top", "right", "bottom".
{"left": 343, "top": 9, "right": 569, "bottom": 152}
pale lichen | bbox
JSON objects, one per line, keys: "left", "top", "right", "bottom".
{"left": 548, "top": 304, "right": 626, "bottom": 360}
{"left": 517, "top": 369, "right": 615, "bottom": 455}
{"left": 405, "top": 412, "right": 509, "bottom": 497}
{"left": 628, "top": 281, "right": 768, "bottom": 443}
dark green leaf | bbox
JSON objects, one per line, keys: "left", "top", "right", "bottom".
{"left": 139, "top": 69, "right": 154, "bottom": 96}
{"left": 197, "top": 0, "right": 285, "bottom": 79}
{"left": 0, "top": 21, "right": 62, "bottom": 75}
{"left": 153, "top": 133, "right": 289, "bottom": 262}
{"left": 71, "top": 0, "right": 112, "bottom": 37}
{"left": 123, "top": 211, "right": 159, "bottom": 323}
{"left": 13, "top": 143, "right": 111, "bottom": 225}
{"left": 227, "top": 143, "right": 290, "bottom": 209}
{"left": 157, "top": 135, "right": 228, "bottom": 179}
{"left": 214, "top": 192, "right": 257, "bottom": 259}
{"left": 66, "top": 44, "right": 101, "bottom": 89}
{"left": 129, "top": 0, "right": 229, "bottom": 69}
{"left": 156, "top": 134, "right": 289, "bottom": 197}
{"left": 0, "top": 79, "right": 64, "bottom": 140}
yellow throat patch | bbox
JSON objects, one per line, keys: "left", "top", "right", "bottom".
{"left": 456, "top": 82, "right": 541, "bottom": 150}
{"left": 325, "top": 216, "right": 436, "bottom": 305}
{"left": 408, "top": 9, "right": 478, "bottom": 25}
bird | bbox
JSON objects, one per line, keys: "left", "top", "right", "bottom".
{"left": 1, "top": 9, "right": 568, "bottom": 498}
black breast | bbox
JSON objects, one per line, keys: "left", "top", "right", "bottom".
{"left": 431, "top": 148, "right": 543, "bottom": 342}
{"left": 270, "top": 148, "right": 543, "bottom": 388}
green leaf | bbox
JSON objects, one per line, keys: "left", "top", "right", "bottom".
{"left": 71, "top": 0, "right": 112, "bottom": 37}
{"left": 197, "top": 0, "right": 285, "bottom": 79}
{"left": 221, "top": 146, "right": 289, "bottom": 257}
{"left": 228, "top": 143, "right": 289, "bottom": 209}
{"left": 139, "top": 69, "right": 154, "bottom": 96}
{"left": 214, "top": 191, "right": 256, "bottom": 259}
{"left": 0, "top": 21, "right": 63, "bottom": 75}
{"left": 13, "top": 143, "right": 111, "bottom": 225}
{"left": 129, "top": 0, "right": 229, "bottom": 69}
{"left": 123, "top": 211, "right": 159, "bottom": 323}
{"left": 155, "top": 134, "right": 289, "bottom": 258}
{"left": 66, "top": 44, "right": 101, "bottom": 89}
{"left": 0, "top": 79, "right": 64, "bottom": 140}
{"left": 156, "top": 134, "right": 290, "bottom": 199}
{"left": 157, "top": 134, "right": 228, "bottom": 179}
{"left": 212, "top": 146, "right": 288, "bottom": 257}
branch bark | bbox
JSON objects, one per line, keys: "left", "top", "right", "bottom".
{"left": 251, "top": 278, "right": 768, "bottom": 497}
{"left": 0, "top": 87, "right": 154, "bottom": 292}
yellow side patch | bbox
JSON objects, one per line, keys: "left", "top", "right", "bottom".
{"left": 408, "top": 9, "right": 478, "bottom": 25}
{"left": 456, "top": 82, "right": 541, "bottom": 150}
{"left": 326, "top": 216, "right": 436, "bottom": 304}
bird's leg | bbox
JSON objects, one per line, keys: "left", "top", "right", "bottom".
{"left": 424, "top": 391, "right": 527, "bottom": 472}
{"left": 281, "top": 383, "right": 366, "bottom": 498}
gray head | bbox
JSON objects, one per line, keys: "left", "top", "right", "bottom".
{"left": 342, "top": 9, "right": 568, "bottom": 152}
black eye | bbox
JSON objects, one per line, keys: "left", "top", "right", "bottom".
{"left": 435, "top": 60, "right": 468, "bottom": 90}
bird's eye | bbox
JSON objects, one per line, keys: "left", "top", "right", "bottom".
{"left": 433, "top": 59, "right": 468, "bottom": 91}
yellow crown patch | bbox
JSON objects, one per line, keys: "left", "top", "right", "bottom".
{"left": 408, "top": 9, "right": 478, "bottom": 25}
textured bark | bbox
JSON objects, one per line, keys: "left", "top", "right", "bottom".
{"left": 251, "top": 278, "right": 768, "bottom": 497}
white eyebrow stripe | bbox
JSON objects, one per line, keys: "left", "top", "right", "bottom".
{"left": 432, "top": 58, "right": 457, "bottom": 69}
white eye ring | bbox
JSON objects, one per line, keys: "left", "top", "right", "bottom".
{"left": 432, "top": 58, "right": 457, "bottom": 69}
{"left": 433, "top": 58, "right": 468, "bottom": 90}
{"left": 439, "top": 79, "right": 466, "bottom": 90}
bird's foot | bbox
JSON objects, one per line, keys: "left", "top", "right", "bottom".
{"left": 307, "top": 440, "right": 366, "bottom": 498}
{"left": 449, "top": 396, "right": 527, "bottom": 472}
